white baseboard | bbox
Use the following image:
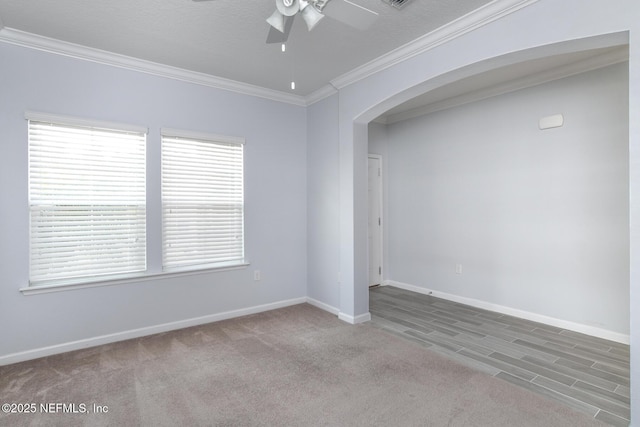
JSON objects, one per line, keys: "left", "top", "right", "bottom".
{"left": 384, "top": 280, "right": 629, "bottom": 345}
{"left": 0, "top": 297, "right": 307, "bottom": 366}
{"left": 306, "top": 297, "right": 372, "bottom": 325}
{"left": 338, "top": 311, "right": 372, "bottom": 325}
{"left": 306, "top": 297, "right": 340, "bottom": 315}
{"left": 15, "top": 281, "right": 608, "bottom": 366}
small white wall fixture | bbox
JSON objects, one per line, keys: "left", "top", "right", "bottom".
{"left": 539, "top": 113, "right": 564, "bottom": 130}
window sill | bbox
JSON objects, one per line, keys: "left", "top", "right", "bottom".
{"left": 20, "top": 262, "right": 250, "bottom": 296}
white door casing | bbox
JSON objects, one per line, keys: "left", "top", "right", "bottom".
{"left": 368, "top": 155, "right": 383, "bottom": 287}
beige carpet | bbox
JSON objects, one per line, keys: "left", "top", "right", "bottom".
{"left": 0, "top": 304, "right": 604, "bottom": 426}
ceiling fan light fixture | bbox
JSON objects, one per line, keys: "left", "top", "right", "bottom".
{"left": 301, "top": 4, "right": 324, "bottom": 31}
{"left": 276, "top": 0, "right": 300, "bottom": 17}
{"left": 266, "top": 9, "right": 286, "bottom": 33}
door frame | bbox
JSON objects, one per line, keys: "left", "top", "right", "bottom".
{"left": 368, "top": 154, "right": 383, "bottom": 287}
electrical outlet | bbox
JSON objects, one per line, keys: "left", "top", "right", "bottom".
{"left": 455, "top": 263, "right": 463, "bottom": 275}
{"left": 254, "top": 270, "right": 261, "bottom": 281}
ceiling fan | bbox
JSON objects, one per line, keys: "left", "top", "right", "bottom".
{"left": 193, "top": 0, "right": 378, "bottom": 44}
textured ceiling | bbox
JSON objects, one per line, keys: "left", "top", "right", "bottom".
{"left": 0, "top": 0, "right": 494, "bottom": 96}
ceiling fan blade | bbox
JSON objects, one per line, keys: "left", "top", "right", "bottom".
{"left": 323, "top": 0, "right": 379, "bottom": 31}
{"left": 266, "top": 15, "right": 295, "bottom": 44}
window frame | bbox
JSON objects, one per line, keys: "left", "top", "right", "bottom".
{"left": 160, "top": 128, "right": 246, "bottom": 273}
{"left": 26, "top": 111, "right": 148, "bottom": 289}
{"left": 20, "top": 115, "right": 250, "bottom": 296}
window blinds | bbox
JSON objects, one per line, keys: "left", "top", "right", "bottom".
{"left": 161, "top": 132, "right": 244, "bottom": 270}
{"left": 28, "top": 118, "right": 147, "bottom": 285}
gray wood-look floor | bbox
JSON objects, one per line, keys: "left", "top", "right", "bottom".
{"left": 369, "top": 286, "right": 630, "bottom": 427}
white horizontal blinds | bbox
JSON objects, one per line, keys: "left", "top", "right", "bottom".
{"left": 29, "top": 119, "right": 147, "bottom": 285}
{"left": 162, "top": 133, "right": 244, "bottom": 270}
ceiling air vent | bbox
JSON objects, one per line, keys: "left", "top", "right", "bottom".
{"left": 382, "top": 0, "right": 413, "bottom": 9}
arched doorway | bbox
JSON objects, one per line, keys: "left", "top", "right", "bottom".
{"left": 338, "top": 33, "right": 630, "bottom": 322}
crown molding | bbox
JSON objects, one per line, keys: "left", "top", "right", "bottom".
{"left": 380, "top": 46, "right": 629, "bottom": 125}
{"left": 328, "top": 0, "right": 541, "bottom": 92}
{"left": 0, "top": 27, "right": 307, "bottom": 107}
{"left": 305, "top": 84, "right": 339, "bottom": 105}
{"left": 0, "top": 0, "right": 541, "bottom": 108}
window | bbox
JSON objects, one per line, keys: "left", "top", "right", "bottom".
{"left": 161, "top": 130, "right": 244, "bottom": 271}
{"left": 28, "top": 113, "right": 147, "bottom": 286}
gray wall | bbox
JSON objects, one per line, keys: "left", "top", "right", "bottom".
{"left": 0, "top": 42, "right": 308, "bottom": 358}
{"left": 372, "top": 63, "right": 629, "bottom": 336}
{"left": 306, "top": 94, "right": 340, "bottom": 309}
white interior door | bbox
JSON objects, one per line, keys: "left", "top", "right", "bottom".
{"left": 368, "top": 155, "right": 383, "bottom": 287}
